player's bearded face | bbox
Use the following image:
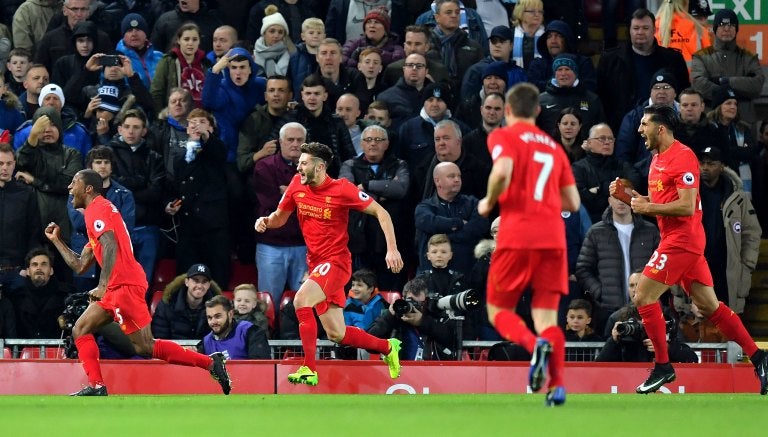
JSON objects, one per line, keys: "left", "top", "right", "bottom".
{"left": 298, "top": 155, "right": 321, "bottom": 185}
{"left": 638, "top": 115, "right": 658, "bottom": 151}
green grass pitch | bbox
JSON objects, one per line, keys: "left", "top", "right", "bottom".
{"left": 1, "top": 394, "right": 764, "bottom": 436}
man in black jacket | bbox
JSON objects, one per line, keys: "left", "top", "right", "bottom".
{"left": 151, "top": 263, "right": 219, "bottom": 340}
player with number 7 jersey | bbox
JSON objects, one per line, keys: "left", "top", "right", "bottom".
{"left": 478, "top": 83, "right": 580, "bottom": 406}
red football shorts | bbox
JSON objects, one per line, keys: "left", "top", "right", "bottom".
{"left": 487, "top": 248, "right": 567, "bottom": 310}
{"left": 642, "top": 244, "right": 713, "bottom": 294}
{"left": 306, "top": 261, "right": 351, "bottom": 315}
{"left": 97, "top": 284, "right": 152, "bottom": 334}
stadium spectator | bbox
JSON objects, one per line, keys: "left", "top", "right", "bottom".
{"left": 287, "top": 17, "right": 324, "bottom": 98}
{"left": 314, "top": 38, "right": 367, "bottom": 109}
{"left": 377, "top": 52, "right": 431, "bottom": 127}
{"left": 424, "top": 0, "right": 483, "bottom": 92}
{"left": 116, "top": 13, "right": 164, "bottom": 90}
{"left": 676, "top": 87, "right": 727, "bottom": 157}
{"left": 4, "top": 48, "right": 32, "bottom": 98}
{"left": 527, "top": 19, "right": 596, "bottom": 93}
{"left": 253, "top": 6, "right": 295, "bottom": 78}
{"left": 356, "top": 48, "right": 386, "bottom": 111}
{"left": 416, "top": 0, "right": 489, "bottom": 58}
{"left": 151, "top": 0, "right": 223, "bottom": 53}
{"left": 247, "top": 0, "right": 316, "bottom": 45}
{"left": 509, "top": 0, "right": 545, "bottom": 71}
{"left": 198, "top": 294, "right": 271, "bottom": 359}
{"left": 455, "top": 61, "right": 513, "bottom": 130}
{"left": 342, "top": 7, "right": 404, "bottom": 69}
{"left": 553, "top": 107, "right": 586, "bottom": 163}
{"left": 460, "top": 25, "right": 525, "bottom": 99}
{"left": 231, "top": 283, "right": 270, "bottom": 337}
{"left": 343, "top": 268, "right": 387, "bottom": 331}
{"left": 17, "top": 63, "right": 48, "bottom": 119}
{"left": 11, "top": 0, "right": 61, "bottom": 55}
{"left": 335, "top": 93, "right": 365, "bottom": 155}
{"left": 382, "top": 25, "right": 448, "bottom": 88}
{"left": 0, "top": 75, "right": 24, "bottom": 140}
{"left": 654, "top": 0, "right": 709, "bottom": 70}
{"left": 455, "top": 91, "right": 502, "bottom": 177}
{"left": 207, "top": 25, "right": 236, "bottom": 63}
{"left": 325, "top": 0, "right": 390, "bottom": 45}
{"left": 152, "top": 263, "right": 221, "bottom": 340}
{"left": 564, "top": 299, "right": 602, "bottom": 342}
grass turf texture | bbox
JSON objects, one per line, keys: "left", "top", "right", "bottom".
{"left": 1, "top": 394, "right": 763, "bottom": 436}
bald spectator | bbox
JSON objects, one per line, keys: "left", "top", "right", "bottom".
{"left": 335, "top": 93, "right": 366, "bottom": 156}
{"left": 17, "top": 63, "right": 48, "bottom": 118}
{"left": 207, "top": 25, "right": 237, "bottom": 63}
{"left": 414, "top": 161, "right": 489, "bottom": 276}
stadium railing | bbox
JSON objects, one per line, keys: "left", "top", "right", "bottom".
{"left": 0, "top": 338, "right": 743, "bottom": 363}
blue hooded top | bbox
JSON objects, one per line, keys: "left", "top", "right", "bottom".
{"left": 201, "top": 47, "right": 266, "bottom": 162}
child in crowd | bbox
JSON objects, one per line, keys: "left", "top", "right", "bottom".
{"left": 288, "top": 17, "right": 325, "bottom": 97}
{"left": 253, "top": 5, "right": 295, "bottom": 77}
{"left": 232, "top": 283, "right": 270, "bottom": 337}
{"left": 564, "top": 299, "right": 602, "bottom": 341}
{"left": 418, "top": 234, "right": 470, "bottom": 298}
{"left": 4, "top": 48, "right": 31, "bottom": 97}
{"left": 564, "top": 299, "right": 602, "bottom": 362}
{"left": 343, "top": 269, "right": 386, "bottom": 330}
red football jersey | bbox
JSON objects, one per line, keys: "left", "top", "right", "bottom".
{"left": 647, "top": 140, "right": 706, "bottom": 254}
{"left": 278, "top": 175, "right": 373, "bottom": 267}
{"left": 487, "top": 122, "right": 575, "bottom": 249}
{"left": 85, "top": 196, "right": 148, "bottom": 289}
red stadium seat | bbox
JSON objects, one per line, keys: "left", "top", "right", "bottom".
{"left": 280, "top": 290, "right": 297, "bottom": 310}
{"left": 20, "top": 347, "right": 66, "bottom": 359}
{"left": 256, "top": 291, "right": 276, "bottom": 331}
{"left": 378, "top": 291, "right": 402, "bottom": 305}
{"left": 2, "top": 347, "right": 10, "bottom": 359}
{"left": 151, "top": 258, "right": 177, "bottom": 291}
{"left": 221, "top": 291, "right": 234, "bottom": 301}
{"left": 228, "top": 260, "right": 258, "bottom": 290}
{"left": 150, "top": 290, "right": 164, "bottom": 316}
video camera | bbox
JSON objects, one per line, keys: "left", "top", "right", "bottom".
{"left": 616, "top": 318, "right": 675, "bottom": 342}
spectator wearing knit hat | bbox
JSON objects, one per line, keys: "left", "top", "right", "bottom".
{"left": 151, "top": 0, "right": 223, "bottom": 53}
{"left": 460, "top": 25, "right": 527, "bottom": 99}
{"left": 325, "top": 0, "right": 392, "bottom": 45}
{"left": 527, "top": 19, "right": 597, "bottom": 93}
{"left": 116, "top": 13, "right": 164, "bottom": 89}
{"left": 342, "top": 7, "right": 405, "bottom": 69}
{"left": 615, "top": 68, "right": 680, "bottom": 167}
{"left": 14, "top": 83, "right": 92, "bottom": 165}
{"left": 246, "top": 0, "right": 317, "bottom": 45}
{"left": 253, "top": 5, "right": 295, "bottom": 77}
{"left": 691, "top": 8, "right": 765, "bottom": 128}
{"left": 15, "top": 106, "right": 83, "bottom": 243}
{"left": 455, "top": 60, "right": 514, "bottom": 128}
{"left": 537, "top": 54, "right": 605, "bottom": 138}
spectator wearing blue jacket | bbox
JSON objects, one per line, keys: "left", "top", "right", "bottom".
{"left": 116, "top": 14, "right": 164, "bottom": 90}
{"left": 344, "top": 269, "right": 387, "bottom": 330}
{"left": 526, "top": 20, "right": 597, "bottom": 93}
{"left": 67, "top": 146, "right": 135, "bottom": 293}
{"left": 460, "top": 25, "right": 526, "bottom": 99}
{"left": 201, "top": 47, "right": 266, "bottom": 163}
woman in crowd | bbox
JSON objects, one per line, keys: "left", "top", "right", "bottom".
{"left": 151, "top": 23, "right": 211, "bottom": 112}
{"left": 554, "top": 107, "right": 586, "bottom": 163}
{"left": 510, "top": 0, "right": 545, "bottom": 70}
{"left": 253, "top": 5, "right": 295, "bottom": 77}
{"left": 342, "top": 7, "right": 404, "bottom": 69}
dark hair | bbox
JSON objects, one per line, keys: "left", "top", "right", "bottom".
{"left": 174, "top": 22, "right": 201, "bottom": 48}
{"left": 557, "top": 106, "right": 583, "bottom": 126}
{"left": 505, "top": 82, "right": 539, "bottom": 118}
{"left": 187, "top": 108, "right": 216, "bottom": 126}
{"left": 79, "top": 169, "right": 105, "bottom": 196}
{"left": 118, "top": 108, "right": 148, "bottom": 127}
{"left": 86, "top": 145, "right": 114, "bottom": 168}
{"left": 483, "top": 92, "right": 505, "bottom": 106}
{"left": 267, "top": 74, "right": 292, "bottom": 89}
{"left": 643, "top": 104, "right": 679, "bottom": 133}
{"left": 435, "top": 0, "right": 460, "bottom": 13}
{"left": 205, "top": 294, "right": 233, "bottom": 311}
{"left": 9, "top": 47, "right": 32, "bottom": 60}
{"left": 351, "top": 269, "right": 377, "bottom": 288}
{"left": 300, "top": 142, "right": 333, "bottom": 164}
{"left": 404, "top": 24, "right": 431, "bottom": 41}
{"left": 301, "top": 73, "right": 327, "bottom": 91}
{"left": 567, "top": 298, "right": 593, "bottom": 316}
{"left": 631, "top": 8, "right": 655, "bottom": 23}
{"left": 403, "top": 277, "right": 427, "bottom": 297}
{"left": 25, "top": 246, "right": 54, "bottom": 268}
{"left": 24, "top": 63, "right": 48, "bottom": 80}
{"left": 0, "top": 143, "right": 14, "bottom": 154}
{"left": 678, "top": 87, "right": 704, "bottom": 102}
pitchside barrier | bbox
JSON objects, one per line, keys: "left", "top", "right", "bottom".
{"left": 2, "top": 338, "right": 763, "bottom": 395}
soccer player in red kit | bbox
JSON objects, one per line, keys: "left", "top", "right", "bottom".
{"left": 45, "top": 169, "right": 231, "bottom": 396}
{"left": 478, "top": 83, "right": 581, "bottom": 406}
{"left": 610, "top": 104, "right": 768, "bottom": 395}
{"left": 255, "top": 142, "right": 404, "bottom": 386}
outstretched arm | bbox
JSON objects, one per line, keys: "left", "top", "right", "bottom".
{"left": 44, "top": 222, "right": 96, "bottom": 275}
{"left": 362, "top": 201, "right": 403, "bottom": 274}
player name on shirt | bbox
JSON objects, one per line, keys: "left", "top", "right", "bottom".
{"left": 518, "top": 131, "right": 559, "bottom": 150}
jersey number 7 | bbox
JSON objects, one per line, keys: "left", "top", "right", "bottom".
{"left": 532, "top": 151, "right": 553, "bottom": 201}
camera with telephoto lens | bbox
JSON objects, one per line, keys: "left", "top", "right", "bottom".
{"left": 435, "top": 289, "right": 480, "bottom": 313}
{"left": 616, "top": 318, "right": 675, "bottom": 342}
{"left": 58, "top": 292, "right": 90, "bottom": 359}
{"left": 393, "top": 297, "right": 419, "bottom": 317}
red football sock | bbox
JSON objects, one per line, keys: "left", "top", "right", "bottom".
{"left": 638, "top": 302, "right": 669, "bottom": 363}
{"left": 340, "top": 326, "right": 390, "bottom": 354}
{"left": 75, "top": 334, "right": 104, "bottom": 387}
{"left": 152, "top": 339, "right": 212, "bottom": 369}
{"left": 493, "top": 310, "right": 536, "bottom": 353}
{"left": 296, "top": 307, "right": 317, "bottom": 371}
{"left": 540, "top": 326, "right": 565, "bottom": 388}
{"left": 708, "top": 302, "right": 758, "bottom": 357}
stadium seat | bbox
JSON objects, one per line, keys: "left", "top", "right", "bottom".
{"left": 378, "top": 291, "right": 402, "bottom": 305}
{"left": 20, "top": 347, "right": 66, "bottom": 359}
{"left": 151, "top": 258, "right": 177, "bottom": 291}
{"left": 221, "top": 291, "right": 234, "bottom": 301}
{"left": 228, "top": 260, "right": 258, "bottom": 290}
{"left": 150, "top": 290, "right": 164, "bottom": 316}
{"left": 256, "top": 291, "right": 276, "bottom": 331}
{"left": 280, "top": 290, "right": 297, "bottom": 310}
{"left": 2, "top": 347, "right": 10, "bottom": 359}
{"left": 282, "top": 349, "right": 303, "bottom": 360}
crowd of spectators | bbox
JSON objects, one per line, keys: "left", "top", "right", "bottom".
{"left": 0, "top": 1, "right": 767, "bottom": 363}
